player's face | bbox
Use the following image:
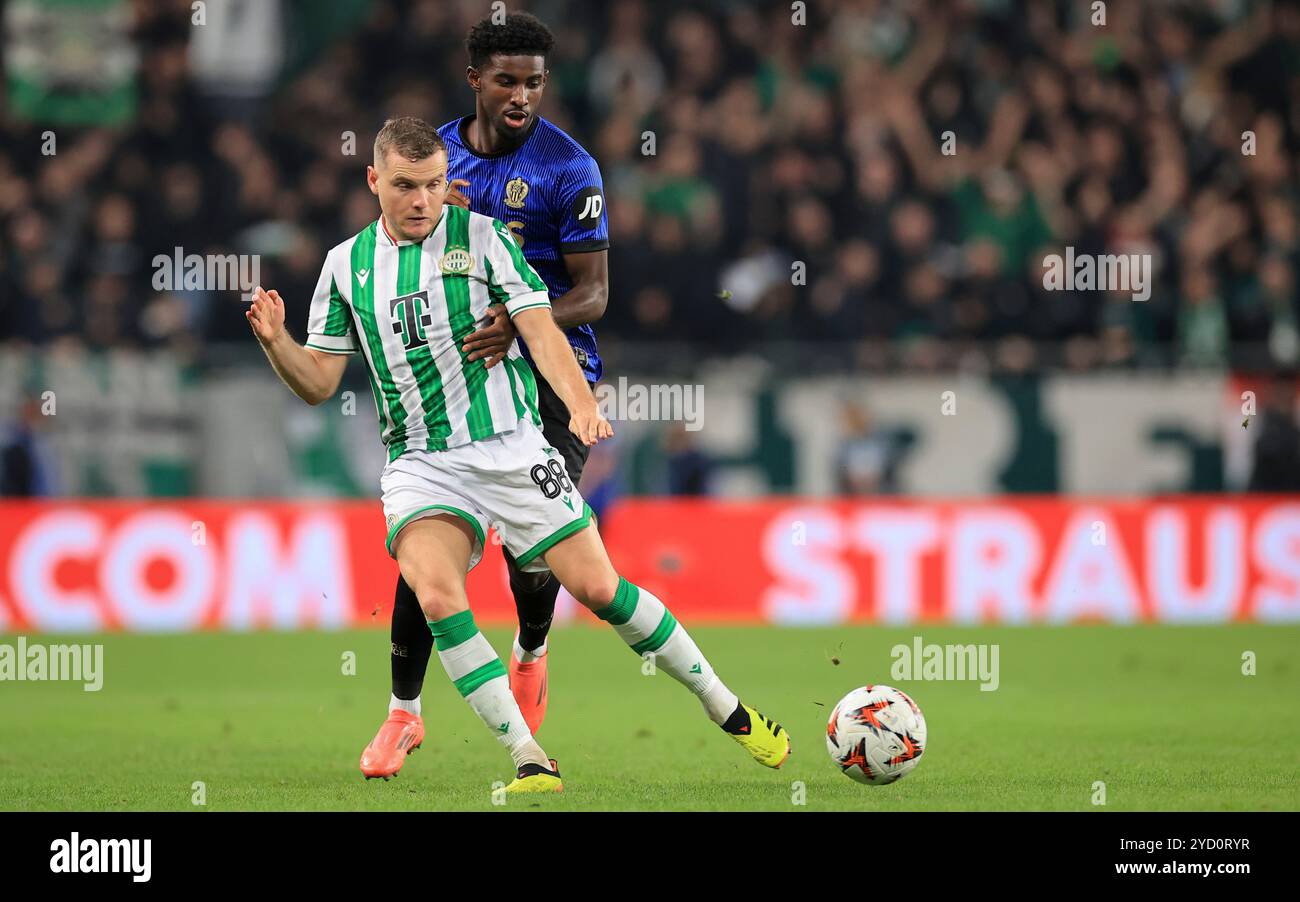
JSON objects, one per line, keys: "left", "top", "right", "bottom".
{"left": 472, "top": 54, "right": 547, "bottom": 142}
{"left": 368, "top": 149, "right": 448, "bottom": 241}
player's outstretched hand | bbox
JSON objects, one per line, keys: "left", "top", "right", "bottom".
{"left": 447, "top": 179, "right": 471, "bottom": 209}
{"left": 570, "top": 406, "right": 613, "bottom": 447}
{"left": 246, "top": 287, "right": 286, "bottom": 345}
{"left": 462, "top": 305, "right": 515, "bottom": 369}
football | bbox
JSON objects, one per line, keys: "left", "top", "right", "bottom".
{"left": 826, "top": 685, "right": 927, "bottom": 785}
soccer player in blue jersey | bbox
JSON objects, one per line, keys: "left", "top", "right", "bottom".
{"left": 361, "top": 12, "right": 611, "bottom": 778}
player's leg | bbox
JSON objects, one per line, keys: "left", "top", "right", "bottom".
{"left": 359, "top": 574, "right": 432, "bottom": 778}
{"left": 392, "top": 515, "right": 560, "bottom": 791}
{"left": 371, "top": 379, "right": 590, "bottom": 744}
{"left": 390, "top": 514, "right": 559, "bottom": 790}
{"left": 391, "top": 575, "right": 434, "bottom": 711}
{"left": 540, "top": 524, "right": 791, "bottom": 768}
{"left": 502, "top": 551, "right": 557, "bottom": 733}
{"left": 500, "top": 374, "right": 594, "bottom": 734}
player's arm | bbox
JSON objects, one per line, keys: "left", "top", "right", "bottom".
{"left": 247, "top": 288, "right": 348, "bottom": 406}
{"left": 549, "top": 249, "right": 608, "bottom": 329}
{"left": 484, "top": 218, "right": 610, "bottom": 444}
{"left": 552, "top": 155, "right": 610, "bottom": 329}
{"left": 512, "top": 307, "right": 611, "bottom": 446}
{"left": 461, "top": 249, "right": 607, "bottom": 366}
{"left": 461, "top": 153, "right": 609, "bottom": 365}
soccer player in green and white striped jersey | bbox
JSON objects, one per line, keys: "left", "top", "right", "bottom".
{"left": 246, "top": 117, "right": 789, "bottom": 793}
{"left": 302, "top": 172, "right": 550, "bottom": 458}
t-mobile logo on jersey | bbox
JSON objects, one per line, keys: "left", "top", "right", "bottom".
{"left": 390, "top": 291, "right": 432, "bottom": 350}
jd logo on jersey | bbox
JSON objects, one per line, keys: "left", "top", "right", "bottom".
{"left": 390, "top": 290, "right": 432, "bottom": 350}
{"left": 572, "top": 187, "right": 603, "bottom": 224}
{"left": 504, "top": 176, "right": 529, "bottom": 209}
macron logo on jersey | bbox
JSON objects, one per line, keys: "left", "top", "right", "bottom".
{"left": 356, "top": 268, "right": 370, "bottom": 286}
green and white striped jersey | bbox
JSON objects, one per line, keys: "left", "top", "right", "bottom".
{"left": 305, "top": 205, "right": 549, "bottom": 459}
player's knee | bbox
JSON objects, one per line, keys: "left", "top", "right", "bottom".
{"left": 404, "top": 574, "right": 466, "bottom": 622}
{"left": 572, "top": 572, "right": 621, "bottom": 611}
{"left": 510, "top": 568, "right": 551, "bottom": 594}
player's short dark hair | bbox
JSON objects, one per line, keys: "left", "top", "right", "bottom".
{"left": 466, "top": 11, "right": 555, "bottom": 70}
{"left": 373, "top": 117, "right": 446, "bottom": 166}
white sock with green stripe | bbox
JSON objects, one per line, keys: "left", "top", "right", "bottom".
{"left": 430, "top": 610, "right": 547, "bottom": 768}
{"left": 595, "top": 578, "right": 739, "bottom": 725}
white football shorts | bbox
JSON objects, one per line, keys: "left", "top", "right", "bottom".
{"left": 380, "top": 416, "right": 591, "bottom": 573}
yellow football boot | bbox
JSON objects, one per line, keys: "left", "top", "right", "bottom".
{"left": 504, "top": 758, "right": 563, "bottom": 794}
{"left": 723, "top": 703, "right": 791, "bottom": 768}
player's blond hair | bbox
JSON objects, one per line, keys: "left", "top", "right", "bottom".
{"left": 373, "top": 117, "right": 446, "bottom": 168}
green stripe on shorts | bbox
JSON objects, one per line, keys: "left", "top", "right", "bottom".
{"left": 512, "top": 503, "right": 592, "bottom": 569}
{"left": 385, "top": 504, "right": 486, "bottom": 557}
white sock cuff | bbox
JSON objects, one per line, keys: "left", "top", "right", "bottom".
{"left": 699, "top": 678, "right": 739, "bottom": 725}
{"left": 513, "top": 634, "right": 547, "bottom": 663}
{"left": 390, "top": 693, "right": 421, "bottom": 716}
{"left": 506, "top": 736, "right": 549, "bottom": 769}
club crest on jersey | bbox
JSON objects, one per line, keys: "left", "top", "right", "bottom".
{"left": 439, "top": 246, "right": 473, "bottom": 275}
{"left": 504, "top": 176, "right": 530, "bottom": 209}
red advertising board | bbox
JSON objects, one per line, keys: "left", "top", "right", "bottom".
{"left": 0, "top": 497, "right": 1297, "bottom": 632}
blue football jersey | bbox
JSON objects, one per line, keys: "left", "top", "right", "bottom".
{"left": 438, "top": 115, "right": 608, "bottom": 382}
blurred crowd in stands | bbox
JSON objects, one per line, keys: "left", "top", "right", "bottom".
{"left": 1, "top": 0, "right": 1299, "bottom": 374}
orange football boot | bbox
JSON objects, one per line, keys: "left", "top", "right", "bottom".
{"left": 359, "top": 709, "right": 424, "bottom": 779}
{"left": 508, "top": 646, "right": 548, "bottom": 735}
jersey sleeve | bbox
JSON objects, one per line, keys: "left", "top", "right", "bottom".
{"left": 554, "top": 153, "right": 609, "bottom": 254}
{"left": 483, "top": 217, "right": 552, "bottom": 318}
{"left": 305, "top": 248, "right": 358, "bottom": 354}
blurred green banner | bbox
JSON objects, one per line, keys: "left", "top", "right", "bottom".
{"left": 5, "top": 0, "right": 137, "bottom": 125}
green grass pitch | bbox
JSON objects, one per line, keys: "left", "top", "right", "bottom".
{"left": 1, "top": 624, "right": 1297, "bottom": 811}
